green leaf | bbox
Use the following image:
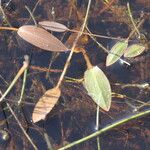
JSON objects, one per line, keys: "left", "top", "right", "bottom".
{"left": 83, "top": 66, "right": 111, "bottom": 111}
{"left": 124, "top": 44, "right": 145, "bottom": 58}
{"left": 106, "top": 41, "right": 128, "bottom": 66}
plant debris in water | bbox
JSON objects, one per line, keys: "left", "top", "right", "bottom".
{"left": 17, "top": 25, "right": 68, "bottom": 52}
{"left": 0, "top": 0, "right": 149, "bottom": 150}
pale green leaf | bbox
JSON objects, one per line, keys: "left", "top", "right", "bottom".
{"left": 106, "top": 41, "right": 128, "bottom": 66}
{"left": 124, "top": 44, "right": 145, "bottom": 58}
{"left": 83, "top": 66, "right": 111, "bottom": 111}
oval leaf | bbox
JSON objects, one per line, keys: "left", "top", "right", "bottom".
{"left": 32, "top": 87, "right": 61, "bottom": 123}
{"left": 106, "top": 41, "right": 128, "bottom": 66}
{"left": 17, "top": 25, "right": 68, "bottom": 52}
{"left": 38, "top": 21, "right": 68, "bottom": 32}
{"left": 124, "top": 44, "right": 145, "bottom": 58}
{"left": 83, "top": 66, "right": 111, "bottom": 111}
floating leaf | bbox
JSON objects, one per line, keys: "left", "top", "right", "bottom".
{"left": 106, "top": 41, "right": 128, "bottom": 66}
{"left": 17, "top": 25, "right": 68, "bottom": 52}
{"left": 32, "top": 87, "right": 61, "bottom": 123}
{"left": 83, "top": 66, "right": 111, "bottom": 111}
{"left": 38, "top": 21, "right": 69, "bottom": 32}
{"left": 124, "top": 44, "right": 145, "bottom": 58}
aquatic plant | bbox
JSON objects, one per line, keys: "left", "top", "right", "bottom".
{"left": 0, "top": 0, "right": 149, "bottom": 150}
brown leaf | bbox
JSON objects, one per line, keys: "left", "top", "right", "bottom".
{"left": 38, "top": 21, "right": 69, "bottom": 32}
{"left": 32, "top": 87, "right": 61, "bottom": 123}
{"left": 17, "top": 25, "right": 68, "bottom": 52}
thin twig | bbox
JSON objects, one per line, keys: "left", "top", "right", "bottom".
{"left": 127, "top": 2, "right": 140, "bottom": 38}
{"left": 30, "top": 65, "right": 63, "bottom": 73}
{"left": 0, "top": 2, "right": 12, "bottom": 27}
{"left": 18, "top": 66, "right": 28, "bottom": 105}
{"left": 0, "top": 26, "right": 18, "bottom": 31}
{"left": 26, "top": 0, "right": 41, "bottom": 24}
{"left": 25, "top": 5, "right": 37, "bottom": 26}
{"left": 58, "top": 109, "right": 150, "bottom": 150}
{"left": 96, "top": 106, "right": 101, "bottom": 150}
{"left": 126, "top": 18, "right": 145, "bottom": 41}
{"left": 55, "top": 0, "right": 92, "bottom": 89}
{"left": 6, "top": 103, "right": 38, "bottom": 150}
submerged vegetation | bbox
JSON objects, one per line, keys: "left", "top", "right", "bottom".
{"left": 0, "top": 0, "right": 149, "bottom": 150}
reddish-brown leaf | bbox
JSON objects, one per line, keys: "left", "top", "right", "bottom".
{"left": 17, "top": 25, "right": 68, "bottom": 52}
{"left": 32, "top": 87, "right": 61, "bottom": 123}
{"left": 38, "top": 21, "right": 68, "bottom": 32}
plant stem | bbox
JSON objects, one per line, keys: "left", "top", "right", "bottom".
{"left": 127, "top": 2, "right": 140, "bottom": 38}
{"left": 0, "top": 3, "right": 12, "bottom": 27}
{"left": 0, "top": 26, "right": 18, "bottom": 31}
{"left": 81, "top": 48, "right": 93, "bottom": 69}
{"left": 6, "top": 103, "right": 38, "bottom": 150}
{"left": 18, "top": 67, "right": 28, "bottom": 106}
{"left": 0, "top": 55, "right": 29, "bottom": 102}
{"left": 55, "top": 0, "right": 92, "bottom": 89}
{"left": 69, "top": 28, "right": 125, "bottom": 40}
{"left": 58, "top": 109, "right": 150, "bottom": 150}
{"left": 126, "top": 18, "right": 144, "bottom": 41}
{"left": 30, "top": 65, "right": 63, "bottom": 73}
{"left": 96, "top": 106, "right": 101, "bottom": 150}
{"left": 25, "top": 5, "right": 37, "bottom": 26}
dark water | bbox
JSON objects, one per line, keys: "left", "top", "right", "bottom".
{"left": 0, "top": 0, "right": 150, "bottom": 150}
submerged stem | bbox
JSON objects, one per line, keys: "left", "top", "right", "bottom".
{"left": 0, "top": 55, "right": 29, "bottom": 102}
{"left": 58, "top": 109, "right": 150, "bottom": 150}
{"left": 56, "top": 0, "right": 92, "bottom": 89}
{"left": 81, "top": 48, "right": 93, "bottom": 69}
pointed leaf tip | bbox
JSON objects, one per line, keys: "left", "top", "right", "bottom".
{"left": 32, "top": 88, "right": 61, "bottom": 123}
{"left": 83, "top": 66, "right": 111, "bottom": 111}
{"left": 38, "top": 21, "right": 68, "bottom": 32}
{"left": 106, "top": 41, "right": 128, "bottom": 66}
{"left": 124, "top": 44, "right": 145, "bottom": 58}
{"left": 17, "top": 25, "right": 68, "bottom": 52}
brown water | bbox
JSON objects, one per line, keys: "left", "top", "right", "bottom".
{"left": 0, "top": 0, "right": 149, "bottom": 150}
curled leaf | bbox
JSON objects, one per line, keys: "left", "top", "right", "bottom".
{"left": 17, "top": 25, "right": 68, "bottom": 52}
{"left": 124, "top": 44, "right": 145, "bottom": 58}
{"left": 73, "top": 47, "right": 84, "bottom": 53}
{"left": 38, "top": 21, "right": 68, "bottom": 32}
{"left": 83, "top": 66, "right": 111, "bottom": 111}
{"left": 32, "top": 87, "right": 61, "bottom": 123}
{"left": 106, "top": 41, "right": 128, "bottom": 66}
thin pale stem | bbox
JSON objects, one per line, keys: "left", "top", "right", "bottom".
{"left": 55, "top": 0, "right": 92, "bottom": 89}
{"left": 30, "top": 65, "right": 63, "bottom": 73}
{"left": 96, "top": 106, "right": 101, "bottom": 150}
{"left": 127, "top": 2, "right": 140, "bottom": 38}
{"left": 126, "top": 18, "right": 144, "bottom": 41}
{"left": 86, "top": 26, "right": 130, "bottom": 66}
{"left": 58, "top": 109, "right": 150, "bottom": 150}
{"left": 6, "top": 103, "right": 38, "bottom": 150}
{"left": 0, "top": 55, "right": 29, "bottom": 102}
{"left": 0, "top": 3, "right": 12, "bottom": 27}
{"left": 25, "top": 5, "right": 37, "bottom": 26}
{"left": 69, "top": 28, "right": 125, "bottom": 40}
{"left": 18, "top": 67, "right": 28, "bottom": 106}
